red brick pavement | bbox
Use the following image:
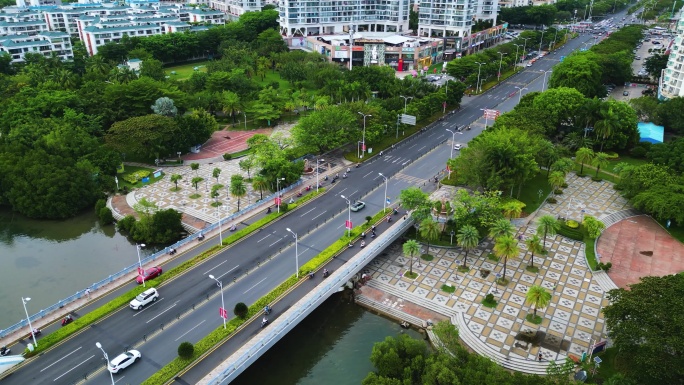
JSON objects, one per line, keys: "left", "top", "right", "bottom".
{"left": 182, "top": 128, "right": 272, "bottom": 161}
{"left": 596, "top": 215, "right": 684, "bottom": 288}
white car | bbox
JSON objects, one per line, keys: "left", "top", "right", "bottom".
{"left": 454, "top": 144, "right": 462, "bottom": 150}
{"left": 108, "top": 350, "right": 141, "bottom": 373}
{"left": 129, "top": 288, "right": 159, "bottom": 310}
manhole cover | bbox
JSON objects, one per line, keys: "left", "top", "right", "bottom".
{"left": 640, "top": 251, "right": 653, "bottom": 257}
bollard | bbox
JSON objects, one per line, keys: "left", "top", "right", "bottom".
{"left": 144, "top": 334, "right": 147, "bottom": 342}
{"left": 177, "top": 313, "right": 180, "bottom": 320}
{"left": 233, "top": 277, "right": 236, "bottom": 283}
{"left": 161, "top": 323, "right": 164, "bottom": 330}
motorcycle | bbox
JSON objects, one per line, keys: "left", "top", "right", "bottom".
{"left": 27, "top": 328, "right": 41, "bottom": 339}
{"left": 297, "top": 191, "right": 303, "bottom": 197}
{"left": 0, "top": 346, "right": 9, "bottom": 356}
{"left": 261, "top": 318, "right": 269, "bottom": 328}
{"left": 263, "top": 305, "right": 272, "bottom": 315}
{"left": 267, "top": 207, "right": 272, "bottom": 214}
{"left": 305, "top": 185, "right": 312, "bottom": 191}
{"left": 308, "top": 272, "right": 315, "bottom": 280}
{"left": 323, "top": 269, "right": 330, "bottom": 278}
{"left": 168, "top": 248, "right": 177, "bottom": 255}
{"left": 61, "top": 315, "right": 73, "bottom": 327}
{"left": 197, "top": 233, "right": 205, "bottom": 241}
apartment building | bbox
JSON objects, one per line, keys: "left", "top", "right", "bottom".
{"left": 209, "top": 0, "right": 262, "bottom": 19}
{"left": 277, "top": 0, "right": 411, "bottom": 37}
{"left": 660, "top": 12, "right": 684, "bottom": 99}
{"left": 417, "top": 0, "right": 497, "bottom": 38}
{"left": 0, "top": 11, "right": 48, "bottom": 35}
{"left": 0, "top": 30, "right": 72, "bottom": 62}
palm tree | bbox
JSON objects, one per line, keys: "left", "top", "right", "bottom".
{"left": 221, "top": 91, "right": 241, "bottom": 123}
{"left": 493, "top": 235, "right": 519, "bottom": 282}
{"left": 170, "top": 174, "right": 182, "bottom": 190}
{"left": 212, "top": 168, "right": 221, "bottom": 183}
{"left": 403, "top": 239, "right": 420, "bottom": 275}
{"left": 594, "top": 104, "right": 620, "bottom": 151}
{"left": 252, "top": 176, "right": 268, "bottom": 200}
{"left": 419, "top": 218, "right": 440, "bottom": 257}
{"left": 536, "top": 215, "right": 560, "bottom": 252}
{"left": 210, "top": 185, "right": 221, "bottom": 205}
{"left": 550, "top": 158, "right": 574, "bottom": 175}
{"left": 489, "top": 218, "right": 515, "bottom": 240}
{"left": 525, "top": 285, "right": 551, "bottom": 318}
{"left": 230, "top": 175, "right": 247, "bottom": 211}
{"left": 592, "top": 152, "right": 610, "bottom": 178}
{"left": 502, "top": 201, "right": 524, "bottom": 221}
{"left": 457, "top": 225, "right": 480, "bottom": 268}
{"left": 525, "top": 234, "right": 543, "bottom": 269}
{"left": 548, "top": 171, "right": 566, "bottom": 193}
{"left": 575, "top": 147, "right": 594, "bottom": 175}
{"left": 86, "top": 55, "right": 110, "bottom": 76}
{"left": 190, "top": 163, "right": 200, "bottom": 177}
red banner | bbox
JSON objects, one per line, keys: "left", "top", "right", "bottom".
{"left": 345, "top": 220, "right": 352, "bottom": 229}
{"left": 275, "top": 197, "right": 281, "bottom": 206}
{"left": 219, "top": 307, "right": 227, "bottom": 319}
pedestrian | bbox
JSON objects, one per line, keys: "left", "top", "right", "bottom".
{"left": 85, "top": 288, "right": 91, "bottom": 299}
{"left": 538, "top": 352, "right": 543, "bottom": 362}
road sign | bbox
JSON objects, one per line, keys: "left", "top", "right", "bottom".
{"left": 345, "top": 220, "right": 352, "bottom": 229}
{"left": 219, "top": 307, "right": 227, "bottom": 319}
{"left": 275, "top": 197, "right": 281, "bottom": 206}
{"left": 400, "top": 114, "right": 417, "bottom": 125}
{"left": 386, "top": 198, "right": 390, "bottom": 205}
{"left": 482, "top": 109, "right": 500, "bottom": 120}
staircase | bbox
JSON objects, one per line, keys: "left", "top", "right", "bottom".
{"left": 355, "top": 295, "right": 425, "bottom": 327}
{"left": 591, "top": 270, "right": 619, "bottom": 292}
{"left": 598, "top": 209, "right": 641, "bottom": 228}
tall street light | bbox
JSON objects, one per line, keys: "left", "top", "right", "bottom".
{"left": 514, "top": 86, "right": 528, "bottom": 103}
{"left": 540, "top": 70, "right": 552, "bottom": 91}
{"left": 316, "top": 158, "right": 325, "bottom": 192}
{"left": 475, "top": 62, "right": 485, "bottom": 93}
{"left": 399, "top": 95, "right": 413, "bottom": 113}
{"left": 95, "top": 342, "right": 116, "bottom": 385}
{"left": 216, "top": 205, "right": 223, "bottom": 246}
{"left": 521, "top": 37, "right": 530, "bottom": 62}
{"left": 538, "top": 29, "right": 546, "bottom": 57}
{"left": 208, "top": 275, "right": 226, "bottom": 329}
{"left": 552, "top": 28, "right": 559, "bottom": 50}
{"left": 513, "top": 44, "right": 522, "bottom": 68}
{"left": 243, "top": 111, "right": 247, "bottom": 130}
{"left": 497, "top": 52, "right": 507, "bottom": 82}
{"left": 276, "top": 177, "right": 285, "bottom": 213}
{"left": 378, "top": 173, "right": 389, "bottom": 213}
{"left": 22, "top": 297, "right": 37, "bottom": 348}
{"left": 446, "top": 129, "right": 456, "bottom": 159}
{"left": 136, "top": 243, "right": 146, "bottom": 288}
{"left": 358, "top": 112, "right": 372, "bottom": 159}
{"left": 340, "top": 195, "right": 352, "bottom": 238}
{"left": 286, "top": 228, "right": 299, "bottom": 278}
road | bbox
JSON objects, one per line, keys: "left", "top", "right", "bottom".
{"left": 0, "top": 16, "right": 625, "bottom": 385}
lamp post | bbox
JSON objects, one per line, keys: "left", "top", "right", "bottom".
{"left": 136, "top": 243, "right": 146, "bottom": 288}
{"left": 286, "top": 228, "right": 299, "bottom": 278}
{"left": 475, "top": 62, "right": 485, "bottom": 93}
{"left": 552, "top": 28, "right": 559, "bottom": 50}
{"left": 497, "top": 52, "right": 507, "bottom": 82}
{"left": 276, "top": 177, "right": 285, "bottom": 213}
{"left": 514, "top": 86, "right": 528, "bottom": 103}
{"left": 216, "top": 205, "right": 223, "bottom": 246}
{"left": 316, "top": 158, "right": 325, "bottom": 192}
{"left": 399, "top": 95, "right": 413, "bottom": 113}
{"left": 341, "top": 195, "right": 352, "bottom": 237}
{"left": 358, "top": 112, "right": 372, "bottom": 158}
{"left": 513, "top": 44, "right": 522, "bottom": 68}
{"left": 208, "top": 275, "right": 226, "bottom": 329}
{"left": 243, "top": 111, "right": 247, "bottom": 130}
{"left": 379, "top": 173, "right": 388, "bottom": 213}
{"left": 480, "top": 108, "right": 491, "bottom": 129}
{"left": 22, "top": 297, "right": 37, "bottom": 348}
{"left": 95, "top": 342, "right": 116, "bottom": 385}
{"left": 538, "top": 29, "right": 546, "bottom": 57}
{"left": 521, "top": 37, "right": 530, "bottom": 63}
{"left": 446, "top": 129, "right": 456, "bottom": 158}
{"left": 540, "top": 70, "right": 552, "bottom": 91}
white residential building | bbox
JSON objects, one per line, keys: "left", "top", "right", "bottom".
{"left": 660, "top": 12, "right": 684, "bottom": 99}
{"left": 417, "top": 0, "right": 498, "bottom": 39}
{"left": 210, "top": 0, "right": 262, "bottom": 19}
{"left": 277, "top": 0, "right": 411, "bottom": 37}
{"left": 0, "top": 11, "right": 48, "bottom": 35}
{"left": 0, "top": 30, "right": 73, "bottom": 62}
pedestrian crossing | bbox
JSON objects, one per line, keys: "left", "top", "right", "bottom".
{"left": 393, "top": 172, "right": 428, "bottom": 185}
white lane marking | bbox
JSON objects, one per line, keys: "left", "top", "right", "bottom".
{"left": 41, "top": 347, "right": 82, "bottom": 372}
{"left": 115, "top": 376, "right": 127, "bottom": 384}
{"left": 407, "top": 144, "right": 417, "bottom": 149}
{"left": 204, "top": 259, "right": 228, "bottom": 275}
{"left": 146, "top": 303, "right": 177, "bottom": 324}
{"left": 311, "top": 211, "right": 327, "bottom": 221}
{"left": 132, "top": 298, "right": 165, "bottom": 317}
{"left": 53, "top": 355, "right": 94, "bottom": 382}
{"left": 392, "top": 157, "right": 401, "bottom": 163}
{"left": 243, "top": 277, "right": 269, "bottom": 294}
{"left": 216, "top": 265, "right": 240, "bottom": 280}
{"left": 417, "top": 146, "right": 426, "bottom": 152}
{"left": 256, "top": 233, "right": 271, "bottom": 243}
{"left": 268, "top": 238, "right": 282, "bottom": 247}
{"left": 300, "top": 207, "right": 317, "bottom": 217}
{"left": 402, "top": 160, "right": 411, "bottom": 166}
{"left": 338, "top": 187, "right": 348, "bottom": 194}
{"left": 175, "top": 320, "right": 207, "bottom": 342}
{"left": 363, "top": 171, "right": 373, "bottom": 178}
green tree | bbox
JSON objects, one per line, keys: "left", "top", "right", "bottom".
{"left": 239, "top": 157, "right": 254, "bottom": 180}
{"left": 191, "top": 176, "right": 203, "bottom": 192}
{"left": 582, "top": 215, "right": 606, "bottom": 238}
{"left": 536, "top": 214, "right": 559, "bottom": 251}
{"left": 230, "top": 174, "right": 247, "bottom": 211}
{"left": 251, "top": 175, "right": 268, "bottom": 200}
{"left": 419, "top": 218, "right": 440, "bottom": 257}
{"left": 105, "top": 114, "right": 179, "bottom": 161}
{"left": 631, "top": 181, "right": 684, "bottom": 226}
{"left": 291, "top": 106, "right": 357, "bottom": 153}
{"left": 489, "top": 218, "right": 515, "bottom": 240}
{"left": 151, "top": 97, "right": 177, "bottom": 117}
{"left": 548, "top": 171, "right": 566, "bottom": 192}
{"left": 525, "top": 285, "right": 551, "bottom": 318}
{"left": 501, "top": 200, "right": 524, "bottom": 221}
{"left": 170, "top": 173, "right": 182, "bottom": 190}
{"left": 190, "top": 162, "right": 200, "bottom": 176}
{"left": 594, "top": 104, "right": 620, "bottom": 151}
{"left": 575, "top": 147, "right": 594, "bottom": 175}
{"left": 177, "top": 342, "right": 194, "bottom": 359}
{"left": 548, "top": 51, "right": 605, "bottom": 98}
{"left": 233, "top": 302, "right": 248, "bottom": 319}
{"left": 592, "top": 152, "right": 610, "bottom": 177}
{"left": 644, "top": 53, "right": 669, "bottom": 79}
{"left": 525, "top": 234, "right": 543, "bottom": 269}
{"left": 456, "top": 225, "right": 479, "bottom": 269}
{"left": 140, "top": 58, "right": 165, "bottom": 81}
{"left": 221, "top": 91, "right": 241, "bottom": 123}
{"left": 402, "top": 239, "right": 420, "bottom": 276}
{"left": 399, "top": 187, "right": 432, "bottom": 222}
{"left": 212, "top": 167, "right": 221, "bottom": 183}
{"left": 368, "top": 334, "right": 428, "bottom": 380}
{"left": 493, "top": 235, "right": 519, "bottom": 282}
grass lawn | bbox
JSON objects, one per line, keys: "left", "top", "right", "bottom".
{"left": 256, "top": 70, "right": 292, "bottom": 91}
{"left": 656, "top": 218, "right": 684, "bottom": 244}
{"left": 118, "top": 165, "right": 165, "bottom": 189}
{"left": 165, "top": 60, "right": 210, "bottom": 80}
{"left": 590, "top": 347, "right": 633, "bottom": 383}
{"left": 573, "top": 163, "right": 620, "bottom": 184}
{"left": 610, "top": 154, "right": 649, "bottom": 168}
{"left": 516, "top": 172, "right": 553, "bottom": 215}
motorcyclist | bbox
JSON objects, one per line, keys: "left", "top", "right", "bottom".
{"left": 261, "top": 317, "right": 268, "bottom": 327}
{"left": 360, "top": 241, "right": 366, "bottom": 248}
{"left": 323, "top": 269, "right": 329, "bottom": 277}
{"left": 0, "top": 346, "right": 8, "bottom": 355}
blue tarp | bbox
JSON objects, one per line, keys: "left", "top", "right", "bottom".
{"left": 637, "top": 122, "right": 664, "bottom": 144}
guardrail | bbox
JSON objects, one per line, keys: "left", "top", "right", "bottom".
{"left": 0, "top": 181, "right": 302, "bottom": 339}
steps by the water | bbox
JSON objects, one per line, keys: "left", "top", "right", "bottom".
{"left": 355, "top": 294, "right": 425, "bottom": 327}
{"left": 365, "top": 279, "right": 460, "bottom": 318}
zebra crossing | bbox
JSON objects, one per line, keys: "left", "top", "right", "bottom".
{"left": 393, "top": 172, "right": 428, "bottom": 185}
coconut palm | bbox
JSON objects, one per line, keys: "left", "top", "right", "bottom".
{"left": 594, "top": 104, "right": 620, "bottom": 151}
{"left": 550, "top": 158, "right": 574, "bottom": 175}
{"left": 525, "top": 285, "right": 551, "bottom": 317}
{"left": 536, "top": 215, "right": 560, "bottom": 252}
{"left": 221, "top": 91, "right": 241, "bottom": 123}
{"left": 170, "top": 174, "right": 182, "bottom": 190}
{"left": 502, "top": 201, "right": 524, "bottom": 221}
{"left": 548, "top": 171, "right": 566, "bottom": 192}
{"left": 525, "top": 234, "right": 543, "bottom": 269}
{"left": 493, "top": 235, "right": 519, "bottom": 282}
{"left": 403, "top": 239, "right": 420, "bottom": 275}
{"left": 457, "top": 225, "right": 479, "bottom": 268}
{"left": 230, "top": 175, "right": 247, "bottom": 211}
{"left": 575, "top": 147, "right": 595, "bottom": 176}
{"left": 419, "top": 218, "right": 440, "bottom": 257}
{"left": 252, "top": 176, "right": 268, "bottom": 200}
{"left": 592, "top": 152, "right": 610, "bottom": 178}
{"left": 489, "top": 218, "right": 515, "bottom": 240}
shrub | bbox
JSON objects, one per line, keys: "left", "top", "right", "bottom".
{"left": 123, "top": 170, "right": 151, "bottom": 184}
{"left": 482, "top": 293, "right": 497, "bottom": 308}
{"left": 566, "top": 220, "right": 580, "bottom": 229}
{"left": 547, "top": 197, "right": 557, "bottom": 204}
{"left": 420, "top": 253, "right": 434, "bottom": 261}
{"left": 441, "top": 284, "right": 455, "bottom": 293}
{"left": 554, "top": 189, "right": 564, "bottom": 195}
{"left": 558, "top": 223, "right": 583, "bottom": 241}
{"left": 630, "top": 146, "right": 647, "bottom": 158}
{"left": 591, "top": 176, "right": 603, "bottom": 182}
{"left": 177, "top": 342, "right": 194, "bottom": 359}
{"left": 234, "top": 302, "right": 248, "bottom": 319}
{"left": 98, "top": 207, "right": 114, "bottom": 225}
{"left": 117, "top": 215, "right": 136, "bottom": 233}
{"left": 597, "top": 262, "right": 613, "bottom": 272}
{"left": 223, "top": 153, "right": 232, "bottom": 160}
{"left": 95, "top": 199, "right": 106, "bottom": 213}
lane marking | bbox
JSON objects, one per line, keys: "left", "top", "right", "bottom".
{"left": 175, "top": 320, "right": 207, "bottom": 342}
{"left": 53, "top": 355, "right": 94, "bottom": 382}
{"left": 363, "top": 171, "right": 373, "bottom": 178}
{"left": 268, "top": 238, "right": 282, "bottom": 247}
{"left": 216, "top": 265, "right": 240, "bottom": 280}
{"left": 243, "top": 277, "right": 269, "bottom": 294}
{"left": 256, "top": 234, "right": 271, "bottom": 243}
{"left": 407, "top": 144, "right": 417, "bottom": 149}
{"left": 132, "top": 298, "right": 165, "bottom": 317}
{"left": 146, "top": 303, "right": 177, "bottom": 324}
{"left": 41, "top": 347, "right": 82, "bottom": 372}
{"left": 417, "top": 146, "right": 426, "bottom": 152}
{"left": 311, "top": 211, "right": 327, "bottom": 221}
{"left": 300, "top": 207, "right": 317, "bottom": 217}
{"left": 204, "top": 259, "right": 228, "bottom": 275}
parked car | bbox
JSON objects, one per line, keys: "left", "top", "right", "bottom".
{"left": 635, "top": 56, "right": 641, "bottom": 60}
{"left": 623, "top": 90, "right": 630, "bottom": 96}
{"left": 129, "top": 288, "right": 159, "bottom": 310}
{"left": 350, "top": 201, "right": 366, "bottom": 212}
{"left": 107, "top": 350, "right": 141, "bottom": 374}
{"left": 136, "top": 266, "right": 162, "bottom": 284}
{"left": 454, "top": 143, "right": 463, "bottom": 150}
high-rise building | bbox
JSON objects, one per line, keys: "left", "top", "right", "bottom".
{"left": 209, "top": 0, "right": 262, "bottom": 19}
{"left": 417, "top": 0, "right": 498, "bottom": 39}
{"left": 277, "top": 0, "right": 411, "bottom": 37}
{"left": 660, "top": 14, "right": 684, "bottom": 100}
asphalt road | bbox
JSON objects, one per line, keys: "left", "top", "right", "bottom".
{"left": 0, "top": 15, "right": 626, "bottom": 385}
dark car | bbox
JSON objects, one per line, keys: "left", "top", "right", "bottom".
{"left": 136, "top": 266, "right": 162, "bottom": 284}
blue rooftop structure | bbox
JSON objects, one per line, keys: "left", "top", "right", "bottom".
{"left": 637, "top": 122, "right": 664, "bottom": 144}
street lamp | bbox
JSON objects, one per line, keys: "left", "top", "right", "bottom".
{"left": 243, "top": 111, "right": 247, "bottom": 130}
{"left": 497, "top": 52, "right": 507, "bottom": 82}
{"left": 399, "top": 95, "right": 413, "bottom": 113}
{"left": 208, "top": 275, "right": 226, "bottom": 329}
{"left": 316, "top": 158, "right": 325, "bottom": 192}
{"left": 276, "top": 177, "right": 285, "bottom": 213}
{"left": 216, "top": 205, "right": 223, "bottom": 246}
{"left": 538, "top": 29, "right": 546, "bottom": 57}
{"left": 358, "top": 112, "right": 372, "bottom": 158}
{"left": 378, "top": 173, "right": 388, "bottom": 213}
{"left": 446, "top": 129, "right": 456, "bottom": 159}
{"left": 136, "top": 243, "right": 146, "bottom": 288}
{"left": 22, "top": 297, "right": 37, "bottom": 348}
{"left": 552, "top": 28, "right": 559, "bottom": 50}
{"left": 513, "top": 44, "right": 522, "bottom": 68}
{"left": 514, "top": 86, "right": 528, "bottom": 103}
{"left": 521, "top": 37, "right": 530, "bottom": 63}
{"left": 95, "top": 342, "right": 116, "bottom": 385}
{"left": 286, "top": 228, "right": 299, "bottom": 278}
{"left": 340, "top": 195, "right": 352, "bottom": 238}
{"left": 540, "top": 70, "right": 552, "bottom": 91}
{"left": 475, "top": 62, "right": 485, "bottom": 93}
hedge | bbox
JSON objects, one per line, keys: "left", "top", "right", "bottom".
{"left": 558, "top": 223, "right": 583, "bottom": 241}
{"left": 22, "top": 189, "right": 325, "bottom": 357}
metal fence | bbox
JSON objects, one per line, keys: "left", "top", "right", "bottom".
{"left": 0, "top": 182, "right": 302, "bottom": 339}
